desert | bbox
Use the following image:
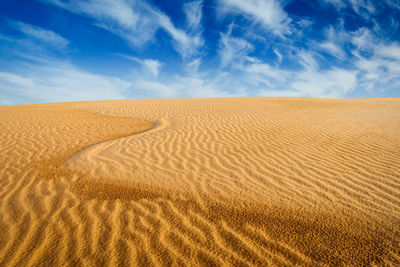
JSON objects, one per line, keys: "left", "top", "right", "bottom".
{"left": 0, "top": 97, "right": 399, "bottom": 266}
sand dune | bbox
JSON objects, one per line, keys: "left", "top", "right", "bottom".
{"left": 0, "top": 97, "right": 399, "bottom": 266}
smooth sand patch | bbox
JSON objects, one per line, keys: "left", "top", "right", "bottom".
{"left": 0, "top": 98, "right": 399, "bottom": 265}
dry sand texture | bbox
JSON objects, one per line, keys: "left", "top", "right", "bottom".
{"left": 1, "top": 97, "right": 400, "bottom": 266}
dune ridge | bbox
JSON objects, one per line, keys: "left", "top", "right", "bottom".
{"left": 0, "top": 98, "right": 399, "bottom": 266}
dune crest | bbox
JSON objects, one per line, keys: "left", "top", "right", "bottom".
{"left": 1, "top": 98, "right": 399, "bottom": 265}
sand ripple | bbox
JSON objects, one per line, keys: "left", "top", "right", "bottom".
{"left": 1, "top": 98, "right": 399, "bottom": 266}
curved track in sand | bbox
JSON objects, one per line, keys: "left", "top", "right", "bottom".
{"left": 1, "top": 98, "right": 400, "bottom": 266}
{"left": 68, "top": 118, "right": 168, "bottom": 165}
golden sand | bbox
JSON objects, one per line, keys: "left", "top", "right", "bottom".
{"left": 0, "top": 97, "right": 399, "bottom": 266}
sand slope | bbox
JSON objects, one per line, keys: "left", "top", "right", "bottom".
{"left": 0, "top": 98, "right": 399, "bottom": 266}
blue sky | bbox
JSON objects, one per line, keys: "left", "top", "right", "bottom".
{"left": 0, "top": 0, "right": 399, "bottom": 105}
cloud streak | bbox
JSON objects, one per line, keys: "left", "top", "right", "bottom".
{"left": 219, "top": 24, "right": 253, "bottom": 68}
{"left": 219, "top": 0, "right": 291, "bottom": 36}
{"left": 11, "top": 21, "right": 69, "bottom": 50}
{"left": 44, "top": 0, "right": 203, "bottom": 59}
{"left": 120, "top": 55, "right": 162, "bottom": 77}
{"left": 0, "top": 64, "right": 129, "bottom": 104}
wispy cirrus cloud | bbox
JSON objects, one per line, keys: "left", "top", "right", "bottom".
{"left": 291, "top": 68, "right": 357, "bottom": 97}
{"left": 132, "top": 75, "right": 242, "bottom": 99}
{"left": 241, "top": 56, "right": 288, "bottom": 87}
{"left": 184, "top": 0, "right": 203, "bottom": 33}
{"left": 156, "top": 10, "right": 203, "bottom": 60}
{"left": 218, "top": 0, "right": 291, "bottom": 36}
{"left": 181, "top": 0, "right": 204, "bottom": 59}
{"left": 320, "top": 0, "right": 347, "bottom": 9}
{"left": 0, "top": 23, "right": 129, "bottom": 105}
{"left": 10, "top": 21, "right": 69, "bottom": 50}
{"left": 44, "top": 0, "right": 204, "bottom": 59}
{"left": 351, "top": 27, "right": 376, "bottom": 52}
{"left": 119, "top": 55, "right": 162, "bottom": 77}
{"left": 319, "top": 0, "right": 396, "bottom": 18}
{"left": 219, "top": 24, "right": 253, "bottom": 68}
{"left": 140, "top": 59, "right": 162, "bottom": 78}
{"left": 216, "top": 47, "right": 358, "bottom": 98}
{"left": 44, "top": 0, "right": 159, "bottom": 45}
{"left": 0, "top": 63, "right": 129, "bottom": 104}
{"left": 353, "top": 40, "right": 400, "bottom": 92}
{"left": 310, "top": 24, "right": 400, "bottom": 94}
{"left": 316, "top": 25, "right": 348, "bottom": 59}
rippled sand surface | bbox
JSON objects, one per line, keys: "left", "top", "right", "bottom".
{"left": 1, "top": 97, "right": 399, "bottom": 266}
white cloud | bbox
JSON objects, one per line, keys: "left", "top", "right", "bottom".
{"left": 375, "top": 43, "right": 400, "bottom": 61}
{"left": 0, "top": 63, "right": 129, "bottom": 104}
{"left": 291, "top": 68, "right": 357, "bottom": 97}
{"left": 133, "top": 75, "right": 237, "bottom": 99}
{"left": 320, "top": 0, "right": 347, "bottom": 9}
{"left": 3, "top": 0, "right": 399, "bottom": 103}
{"left": 134, "top": 80, "right": 177, "bottom": 98}
{"left": 227, "top": 50, "right": 357, "bottom": 98}
{"left": 319, "top": 41, "right": 344, "bottom": 57}
{"left": 297, "top": 18, "right": 313, "bottom": 28}
{"left": 0, "top": 72, "right": 36, "bottom": 88}
{"left": 297, "top": 50, "right": 319, "bottom": 71}
{"left": 156, "top": 11, "right": 203, "bottom": 59}
{"left": 242, "top": 57, "right": 288, "bottom": 87}
{"left": 219, "top": 0, "right": 291, "bottom": 36}
{"left": 219, "top": 24, "right": 253, "bottom": 68}
{"left": 44, "top": 0, "right": 203, "bottom": 59}
{"left": 347, "top": 25, "right": 400, "bottom": 92}
{"left": 174, "top": 76, "right": 235, "bottom": 98}
{"left": 315, "top": 25, "right": 350, "bottom": 59}
{"left": 320, "top": 0, "right": 377, "bottom": 19}
{"left": 273, "top": 47, "right": 283, "bottom": 63}
{"left": 142, "top": 59, "right": 162, "bottom": 77}
{"left": 214, "top": 25, "right": 361, "bottom": 98}
{"left": 351, "top": 27, "right": 375, "bottom": 52}
{"left": 118, "top": 55, "right": 162, "bottom": 77}
{"left": 44, "top": 0, "right": 157, "bottom": 46}
{"left": 61, "top": 0, "right": 138, "bottom": 28}
{"left": 12, "top": 21, "right": 69, "bottom": 50}
{"left": 184, "top": 0, "right": 203, "bottom": 33}
{"left": 353, "top": 42, "right": 400, "bottom": 92}
{"left": 186, "top": 58, "right": 202, "bottom": 74}
{"left": 385, "top": 0, "right": 400, "bottom": 9}
{"left": 180, "top": 0, "right": 205, "bottom": 59}
{"left": 349, "top": 0, "right": 376, "bottom": 16}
